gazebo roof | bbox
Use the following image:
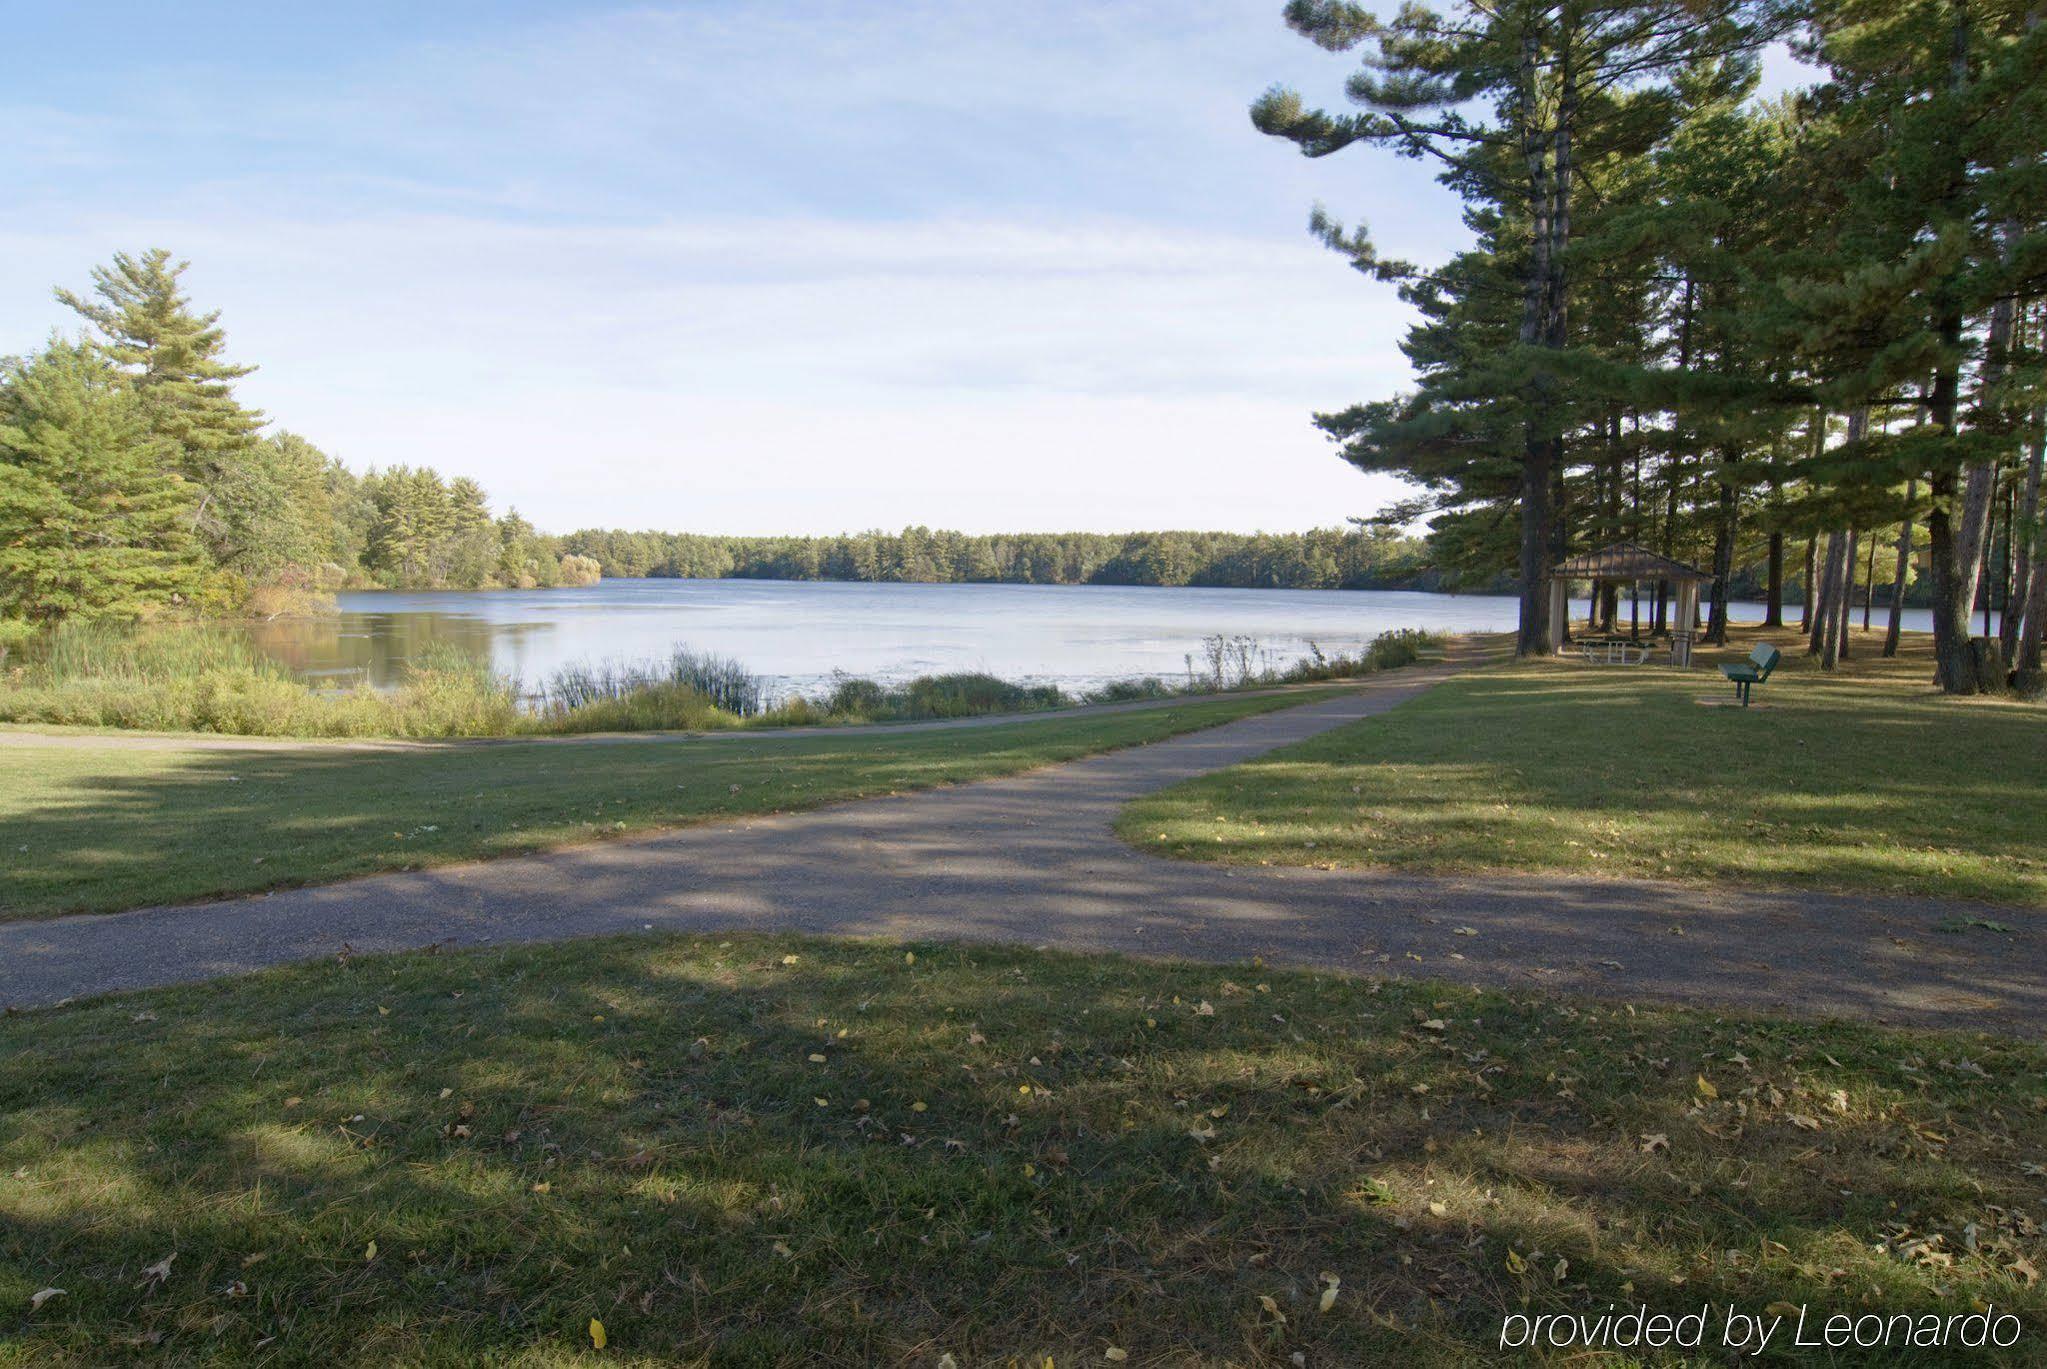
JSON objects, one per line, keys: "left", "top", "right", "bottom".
{"left": 1550, "top": 542, "right": 1714, "bottom": 582}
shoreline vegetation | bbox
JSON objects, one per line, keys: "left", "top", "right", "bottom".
{"left": 0, "top": 622, "right": 1437, "bottom": 740}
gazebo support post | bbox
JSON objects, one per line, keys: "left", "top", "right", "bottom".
{"left": 1547, "top": 577, "right": 1569, "bottom": 653}
{"left": 1672, "top": 581, "right": 1698, "bottom": 666}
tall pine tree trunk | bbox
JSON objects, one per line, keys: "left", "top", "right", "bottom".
{"left": 1517, "top": 443, "right": 1554, "bottom": 655}
{"left": 1512, "top": 19, "right": 1557, "bottom": 657}
{"left": 1927, "top": 388, "right": 1981, "bottom": 690}
{"left": 1653, "top": 475, "right": 1678, "bottom": 634}
{"left": 1837, "top": 529, "right": 1859, "bottom": 661}
{"left": 1706, "top": 473, "right": 1736, "bottom": 645}
{"left": 1551, "top": 455, "right": 1571, "bottom": 644}
{"left": 1812, "top": 530, "right": 1844, "bottom": 659}
{"left": 1955, "top": 460, "right": 1998, "bottom": 624}
{"left": 1885, "top": 479, "right": 1915, "bottom": 657}
{"left": 2004, "top": 414, "right": 2043, "bottom": 660}
{"left": 1926, "top": 4, "right": 1992, "bottom": 694}
{"left": 1600, "top": 423, "right": 1623, "bottom": 629}
{"left": 1994, "top": 484, "right": 2014, "bottom": 639}
{"left": 2017, "top": 527, "right": 2047, "bottom": 695}
{"left": 1764, "top": 530, "right": 1784, "bottom": 627}
{"left": 1801, "top": 535, "right": 1816, "bottom": 632}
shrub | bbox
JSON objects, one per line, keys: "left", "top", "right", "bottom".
{"left": 812, "top": 672, "right": 1069, "bottom": 722}
{"left": 756, "top": 693, "right": 829, "bottom": 727}
{"left": 542, "top": 646, "right": 764, "bottom": 723}
{"left": 392, "top": 644, "right": 522, "bottom": 737}
{"left": 557, "top": 553, "right": 603, "bottom": 587}
{"left": 1259, "top": 630, "right": 1440, "bottom": 686}
{"left": 823, "top": 676, "right": 890, "bottom": 718}
{"left": 1365, "top": 628, "right": 1434, "bottom": 670}
{"left": 1084, "top": 677, "right": 1176, "bottom": 703}
{"left": 241, "top": 571, "right": 337, "bottom": 621}
{"left": 0, "top": 619, "right": 35, "bottom": 667}
{"left": 903, "top": 673, "right": 1066, "bottom": 718}
{"left": 542, "top": 681, "right": 731, "bottom": 735}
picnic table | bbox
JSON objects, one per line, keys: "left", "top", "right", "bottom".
{"left": 1576, "top": 635, "right": 1655, "bottom": 665}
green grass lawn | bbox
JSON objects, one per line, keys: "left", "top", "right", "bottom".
{"left": 2, "top": 933, "right": 2041, "bottom": 1364}
{"left": 1121, "top": 628, "right": 2047, "bottom": 906}
{"left": 0, "top": 691, "right": 1299, "bottom": 921}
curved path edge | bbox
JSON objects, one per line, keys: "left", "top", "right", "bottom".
{"left": 3, "top": 651, "right": 2040, "bottom": 1037}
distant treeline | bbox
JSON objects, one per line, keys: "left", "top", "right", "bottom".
{"left": 557, "top": 526, "right": 1440, "bottom": 591}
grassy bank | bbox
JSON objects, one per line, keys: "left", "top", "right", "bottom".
{"left": 0, "top": 627, "right": 524, "bottom": 739}
{"left": 3, "top": 933, "right": 2042, "bottom": 1364}
{"left": 1121, "top": 627, "right": 2047, "bottom": 906}
{"left": 0, "top": 624, "right": 1435, "bottom": 740}
{"left": 0, "top": 689, "right": 1302, "bottom": 921}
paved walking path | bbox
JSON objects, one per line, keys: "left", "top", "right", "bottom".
{"left": 4, "top": 657, "right": 2039, "bottom": 1034}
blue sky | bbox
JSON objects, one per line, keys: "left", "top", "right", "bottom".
{"left": 2, "top": 3, "right": 1801, "bottom": 535}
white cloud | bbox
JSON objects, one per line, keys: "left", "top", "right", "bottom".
{"left": 0, "top": 1, "right": 1452, "bottom": 535}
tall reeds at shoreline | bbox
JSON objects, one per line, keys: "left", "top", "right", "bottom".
{"left": 543, "top": 648, "right": 764, "bottom": 717}
{"left": 0, "top": 622, "right": 522, "bottom": 737}
{"left": 0, "top": 624, "right": 1440, "bottom": 739}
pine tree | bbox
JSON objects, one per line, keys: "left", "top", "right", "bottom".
{"left": 0, "top": 340, "right": 209, "bottom": 621}
{"left": 1253, "top": 0, "right": 1775, "bottom": 653}
{"left": 1786, "top": 0, "right": 2047, "bottom": 691}
{"left": 57, "top": 249, "right": 268, "bottom": 570}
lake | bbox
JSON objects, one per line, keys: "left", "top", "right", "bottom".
{"left": 244, "top": 578, "right": 1934, "bottom": 700}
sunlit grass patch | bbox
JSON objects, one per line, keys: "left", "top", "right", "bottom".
{"left": 0, "top": 933, "right": 2040, "bottom": 1363}
{"left": 1121, "top": 627, "right": 2047, "bottom": 905}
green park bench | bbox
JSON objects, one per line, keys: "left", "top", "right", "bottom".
{"left": 1718, "top": 643, "right": 1780, "bottom": 706}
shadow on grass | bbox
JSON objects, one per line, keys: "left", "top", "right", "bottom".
{"left": 1, "top": 934, "right": 2042, "bottom": 1364}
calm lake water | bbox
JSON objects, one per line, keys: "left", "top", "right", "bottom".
{"left": 245, "top": 578, "right": 1935, "bottom": 699}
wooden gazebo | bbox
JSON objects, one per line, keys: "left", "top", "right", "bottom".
{"left": 1547, "top": 543, "right": 1716, "bottom": 666}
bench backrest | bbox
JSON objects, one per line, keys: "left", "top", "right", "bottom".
{"left": 1751, "top": 643, "right": 1781, "bottom": 679}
